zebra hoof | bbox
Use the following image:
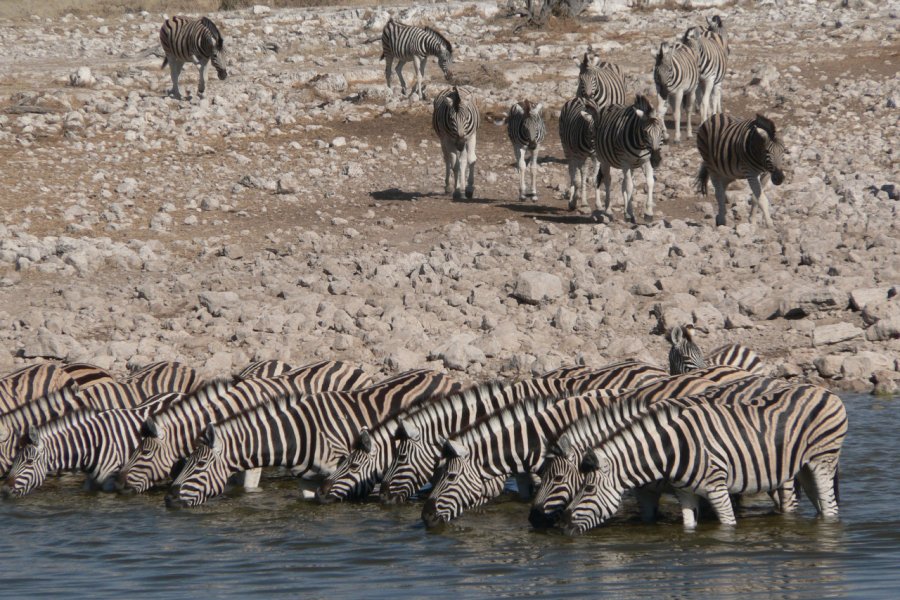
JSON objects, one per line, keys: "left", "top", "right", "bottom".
{"left": 452, "top": 190, "right": 463, "bottom": 201}
{"left": 715, "top": 215, "right": 727, "bottom": 227}
{"left": 465, "top": 188, "right": 474, "bottom": 200}
{"left": 643, "top": 213, "right": 654, "bottom": 224}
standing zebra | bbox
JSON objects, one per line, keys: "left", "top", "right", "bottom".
{"left": 1, "top": 395, "right": 180, "bottom": 497}
{"left": 585, "top": 94, "right": 666, "bottom": 223}
{"left": 380, "top": 360, "right": 667, "bottom": 504}
{"left": 159, "top": 16, "right": 227, "bottom": 100}
{"left": 507, "top": 100, "right": 546, "bottom": 201}
{"left": 164, "top": 370, "right": 455, "bottom": 507}
{"left": 116, "top": 360, "right": 372, "bottom": 494}
{"left": 381, "top": 17, "right": 453, "bottom": 100}
{"left": 560, "top": 384, "right": 847, "bottom": 534}
{"left": 433, "top": 86, "right": 479, "bottom": 200}
{"left": 559, "top": 96, "right": 601, "bottom": 212}
{"left": 575, "top": 50, "right": 626, "bottom": 109}
{"left": 653, "top": 40, "right": 699, "bottom": 143}
{"left": 696, "top": 113, "right": 787, "bottom": 227}
{"left": 682, "top": 23, "right": 727, "bottom": 125}
{"left": 0, "top": 362, "right": 113, "bottom": 414}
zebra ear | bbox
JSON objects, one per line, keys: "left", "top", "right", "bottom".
{"left": 358, "top": 428, "right": 373, "bottom": 453}
{"left": 141, "top": 417, "right": 160, "bottom": 439}
{"left": 24, "top": 425, "right": 41, "bottom": 447}
{"left": 669, "top": 326, "right": 684, "bottom": 344}
{"left": 442, "top": 439, "right": 469, "bottom": 459}
{"left": 397, "top": 419, "right": 420, "bottom": 441}
{"left": 202, "top": 423, "right": 217, "bottom": 447}
{"left": 556, "top": 434, "right": 573, "bottom": 457}
{"left": 580, "top": 448, "right": 600, "bottom": 472}
{"left": 534, "top": 103, "right": 543, "bottom": 116}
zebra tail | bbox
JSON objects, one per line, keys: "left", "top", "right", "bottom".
{"left": 694, "top": 164, "right": 709, "bottom": 195}
{"left": 161, "top": 56, "right": 168, "bottom": 69}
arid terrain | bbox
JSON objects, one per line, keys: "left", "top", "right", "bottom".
{"left": 0, "top": 0, "right": 897, "bottom": 392}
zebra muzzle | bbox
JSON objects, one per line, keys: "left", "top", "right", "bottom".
{"left": 528, "top": 507, "right": 559, "bottom": 529}
{"left": 650, "top": 150, "right": 662, "bottom": 169}
{"left": 771, "top": 170, "right": 785, "bottom": 186}
{"left": 164, "top": 485, "right": 189, "bottom": 508}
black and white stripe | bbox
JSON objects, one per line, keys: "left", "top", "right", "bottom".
{"left": 585, "top": 94, "right": 667, "bottom": 223}
{"left": 164, "top": 369, "right": 456, "bottom": 507}
{"left": 433, "top": 86, "right": 479, "bottom": 200}
{"left": 79, "top": 361, "right": 199, "bottom": 410}
{"left": 653, "top": 40, "right": 699, "bottom": 143}
{"left": 116, "top": 360, "right": 372, "bottom": 494}
{"left": 559, "top": 96, "right": 601, "bottom": 212}
{"left": 668, "top": 325, "right": 708, "bottom": 374}
{"left": 381, "top": 17, "right": 453, "bottom": 100}
{"left": 159, "top": 15, "right": 227, "bottom": 99}
{"left": 682, "top": 22, "right": 727, "bottom": 124}
{"left": 234, "top": 360, "right": 294, "bottom": 380}
{"left": 696, "top": 112, "right": 787, "bottom": 227}
{"left": 575, "top": 51, "right": 626, "bottom": 109}
{"left": 0, "top": 362, "right": 113, "bottom": 415}
{"left": 560, "top": 383, "right": 846, "bottom": 534}
{"left": 507, "top": 100, "right": 546, "bottom": 201}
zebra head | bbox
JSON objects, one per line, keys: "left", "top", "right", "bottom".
{"left": 576, "top": 52, "right": 601, "bottom": 100}
{"left": 421, "top": 439, "right": 503, "bottom": 528}
{"left": 0, "top": 420, "right": 17, "bottom": 475}
{"left": 116, "top": 416, "right": 177, "bottom": 494}
{"left": 426, "top": 26, "right": 453, "bottom": 81}
{"left": 315, "top": 428, "right": 379, "bottom": 503}
{"left": 706, "top": 15, "right": 726, "bottom": 36}
{"left": 653, "top": 41, "right": 675, "bottom": 103}
{"left": 380, "top": 420, "right": 436, "bottom": 504}
{"left": 1, "top": 427, "right": 50, "bottom": 498}
{"left": 529, "top": 434, "right": 583, "bottom": 528}
{"left": 633, "top": 95, "right": 665, "bottom": 168}
{"left": 201, "top": 16, "right": 228, "bottom": 80}
{"left": 751, "top": 114, "right": 786, "bottom": 186}
{"left": 668, "top": 324, "right": 708, "bottom": 374}
{"left": 681, "top": 26, "right": 703, "bottom": 49}
{"left": 560, "top": 448, "right": 622, "bottom": 535}
{"left": 165, "top": 423, "right": 229, "bottom": 508}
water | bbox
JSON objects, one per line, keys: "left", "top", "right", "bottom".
{"left": 1, "top": 394, "right": 898, "bottom": 599}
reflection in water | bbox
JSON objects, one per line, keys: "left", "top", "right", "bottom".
{"left": 0, "top": 395, "right": 897, "bottom": 598}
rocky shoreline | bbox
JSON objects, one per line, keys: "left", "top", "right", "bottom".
{"left": 0, "top": 1, "right": 896, "bottom": 393}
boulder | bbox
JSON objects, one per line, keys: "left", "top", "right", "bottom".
{"left": 812, "top": 322, "right": 864, "bottom": 346}
{"left": 513, "top": 271, "right": 564, "bottom": 305}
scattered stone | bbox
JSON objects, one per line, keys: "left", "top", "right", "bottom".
{"left": 812, "top": 322, "right": 864, "bottom": 346}
{"left": 512, "top": 271, "right": 563, "bottom": 305}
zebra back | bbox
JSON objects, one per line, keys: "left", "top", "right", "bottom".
{"left": 705, "top": 344, "right": 764, "bottom": 374}
{"left": 507, "top": 100, "right": 546, "bottom": 151}
{"left": 235, "top": 360, "right": 294, "bottom": 380}
{"left": 380, "top": 17, "right": 453, "bottom": 63}
{"left": 575, "top": 51, "right": 626, "bottom": 109}
{"left": 123, "top": 361, "right": 199, "bottom": 396}
{"left": 0, "top": 363, "right": 72, "bottom": 414}
{"left": 563, "top": 360, "right": 668, "bottom": 393}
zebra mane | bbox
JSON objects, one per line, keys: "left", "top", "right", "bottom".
{"left": 453, "top": 393, "right": 566, "bottom": 449}
{"left": 29, "top": 406, "right": 100, "bottom": 443}
{"left": 425, "top": 26, "right": 453, "bottom": 56}
{"left": 396, "top": 379, "right": 512, "bottom": 441}
{"left": 753, "top": 114, "right": 778, "bottom": 141}
{"left": 200, "top": 17, "right": 225, "bottom": 52}
{"left": 632, "top": 94, "right": 653, "bottom": 118}
{"left": 151, "top": 377, "right": 237, "bottom": 428}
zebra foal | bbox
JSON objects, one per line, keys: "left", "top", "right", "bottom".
{"left": 653, "top": 40, "right": 699, "bottom": 143}
{"left": 507, "top": 100, "right": 546, "bottom": 201}
{"left": 696, "top": 113, "right": 787, "bottom": 227}
{"left": 584, "top": 94, "right": 666, "bottom": 223}
{"left": 381, "top": 17, "right": 453, "bottom": 100}
{"left": 160, "top": 16, "right": 227, "bottom": 100}
{"left": 575, "top": 50, "right": 626, "bottom": 109}
{"left": 559, "top": 96, "right": 601, "bottom": 212}
{"left": 433, "top": 86, "right": 479, "bottom": 200}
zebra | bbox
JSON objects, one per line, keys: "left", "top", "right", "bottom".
{"left": 77, "top": 361, "right": 199, "bottom": 409}
{"left": 380, "top": 360, "right": 667, "bottom": 504}
{"left": 165, "top": 369, "right": 456, "bottom": 507}
{"left": 705, "top": 15, "right": 730, "bottom": 56}
{"left": 653, "top": 40, "right": 699, "bottom": 143}
{"left": 234, "top": 359, "right": 294, "bottom": 380}
{"left": 682, "top": 23, "right": 727, "bottom": 125}
{"left": 559, "top": 96, "right": 601, "bottom": 212}
{"left": 668, "top": 325, "right": 707, "bottom": 374}
{"left": 507, "top": 100, "right": 546, "bottom": 201}
{"left": 1, "top": 395, "right": 180, "bottom": 497}
{"left": 381, "top": 17, "right": 453, "bottom": 100}
{"left": 706, "top": 343, "right": 763, "bottom": 374}
{"left": 0, "top": 362, "right": 113, "bottom": 415}
{"left": 116, "top": 360, "right": 372, "bottom": 494}
{"left": 560, "top": 383, "right": 847, "bottom": 534}
{"left": 159, "top": 16, "right": 227, "bottom": 100}
{"left": 433, "top": 86, "right": 479, "bottom": 200}
{"left": 696, "top": 113, "right": 787, "bottom": 228}
{"left": 421, "top": 388, "right": 626, "bottom": 528}
{"left": 529, "top": 370, "right": 794, "bottom": 528}
{"left": 575, "top": 50, "right": 626, "bottom": 109}
{"left": 584, "top": 94, "right": 667, "bottom": 223}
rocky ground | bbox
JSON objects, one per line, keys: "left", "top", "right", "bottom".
{"left": 0, "top": 0, "right": 896, "bottom": 393}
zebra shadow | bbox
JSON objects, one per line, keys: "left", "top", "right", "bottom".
{"left": 500, "top": 202, "right": 606, "bottom": 225}
{"left": 369, "top": 188, "right": 443, "bottom": 202}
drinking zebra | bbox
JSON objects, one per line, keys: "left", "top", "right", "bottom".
{"left": 560, "top": 383, "right": 847, "bottom": 534}
{"left": 164, "top": 370, "right": 455, "bottom": 507}
{"left": 529, "top": 366, "right": 792, "bottom": 527}
{"left": 381, "top": 17, "right": 453, "bottom": 100}
{"left": 682, "top": 23, "right": 727, "bottom": 125}
{"left": 559, "top": 96, "right": 601, "bottom": 212}
{"left": 433, "top": 86, "right": 479, "bottom": 200}
{"left": 575, "top": 50, "right": 626, "bottom": 109}
{"left": 696, "top": 113, "right": 787, "bottom": 227}
{"left": 653, "top": 40, "right": 699, "bottom": 143}
{"left": 507, "top": 100, "right": 546, "bottom": 201}
{"left": 0, "top": 362, "right": 113, "bottom": 415}
{"left": 159, "top": 16, "right": 227, "bottom": 100}
{"left": 584, "top": 94, "right": 666, "bottom": 223}
{"left": 380, "top": 361, "right": 667, "bottom": 504}
{"left": 1, "top": 395, "right": 180, "bottom": 497}
{"left": 116, "top": 360, "right": 372, "bottom": 494}
{"left": 421, "top": 388, "right": 624, "bottom": 528}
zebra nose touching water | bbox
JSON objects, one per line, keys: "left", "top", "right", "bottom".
{"left": 380, "top": 17, "right": 453, "bottom": 101}
{"left": 159, "top": 16, "right": 227, "bottom": 100}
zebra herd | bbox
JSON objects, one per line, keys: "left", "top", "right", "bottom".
{"left": 155, "top": 12, "right": 785, "bottom": 228}
{"left": 0, "top": 326, "right": 847, "bottom": 536}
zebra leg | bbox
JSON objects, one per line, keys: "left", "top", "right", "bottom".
{"left": 770, "top": 479, "right": 799, "bottom": 514}
{"left": 417, "top": 56, "right": 428, "bottom": 100}
{"left": 699, "top": 77, "right": 713, "bottom": 124}
{"left": 566, "top": 158, "right": 579, "bottom": 210}
{"left": 168, "top": 59, "right": 184, "bottom": 99}
{"left": 197, "top": 59, "right": 208, "bottom": 96}
{"left": 514, "top": 144, "right": 527, "bottom": 201}
{"left": 395, "top": 60, "right": 409, "bottom": 96}
{"left": 621, "top": 168, "right": 636, "bottom": 224}
{"left": 464, "top": 133, "right": 477, "bottom": 200}
{"left": 805, "top": 458, "right": 840, "bottom": 519}
{"left": 598, "top": 162, "right": 612, "bottom": 215}
{"left": 712, "top": 177, "right": 729, "bottom": 227}
{"left": 440, "top": 138, "right": 455, "bottom": 195}
{"left": 685, "top": 88, "right": 695, "bottom": 139}
{"left": 411, "top": 55, "right": 423, "bottom": 100}
{"left": 384, "top": 56, "right": 394, "bottom": 90}
{"left": 747, "top": 174, "right": 774, "bottom": 228}
{"left": 673, "top": 488, "right": 701, "bottom": 529}
{"left": 673, "top": 89, "right": 684, "bottom": 143}
{"left": 528, "top": 146, "right": 539, "bottom": 200}
{"left": 642, "top": 160, "right": 655, "bottom": 222}
{"left": 712, "top": 82, "right": 723, "bottom": 114}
